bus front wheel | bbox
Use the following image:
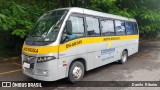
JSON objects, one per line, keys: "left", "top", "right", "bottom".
{"left": 118, "top": 50, "right": 128, "bottom": 64}
{"left": 68, "top": 61, "right": 85, "bottom": 83}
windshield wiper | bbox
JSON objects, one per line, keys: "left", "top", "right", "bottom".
{"left": 30, "top": 35, "right": 48, "bottom": 45}
{"left": 26, "top": 35, "right": 33, "bottom": 42}
{"left": 26, "top": 35, "right": 36, "bottom": 45}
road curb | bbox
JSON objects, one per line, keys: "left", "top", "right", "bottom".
{"left": 0, "top": 57, "right": 20, "bottom": 64}
{"left": 140, "top": 41, "right": 160, "bottom": 47}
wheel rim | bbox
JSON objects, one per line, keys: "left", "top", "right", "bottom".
{"left": 72, "top": 66, "right": 82, "bottom": 79}
{"left": 122, "top": 52, "right": 127, "bottom": 62}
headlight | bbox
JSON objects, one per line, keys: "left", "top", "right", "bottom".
{"left": 37, "top": 56, "right": 56, "bottom": 63}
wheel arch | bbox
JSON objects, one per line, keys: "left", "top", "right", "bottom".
{"left": 65, "top": 57, "right": 87, "bottom": 77}
{"left": 123, "top": 49, "right": 128, "bottom": 56}
{"left": 69, "top": 58, "right": 86, "bottom": 71}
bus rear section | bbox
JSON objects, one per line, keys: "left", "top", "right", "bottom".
{"left": 21, "top": 7, "right": 139, "bottom": 82}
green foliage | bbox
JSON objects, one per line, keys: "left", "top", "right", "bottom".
{"left": 0, "top": 1, "right": 43, "bottom": 38}
{"left": 116, "top": 0, "right": 160, "bottom": 39}
{"left": 85, "top": 0, "right": 160, "bottom": 39}
{"left": 1, "top": 0, "right": 159, "bottom": 39}
{"left": 0, "top": 0, "right": 160, "bottom": 57}
{"left": 0, "top": 0, "right": 46, "bottom": 57}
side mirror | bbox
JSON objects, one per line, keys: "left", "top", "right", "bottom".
{"left": 66, "top": 20, "right": 72, "bottom": 35}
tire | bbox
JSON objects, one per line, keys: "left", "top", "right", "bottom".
{"left": 68, "top": 61, "right": 85, "bottom": 83}
{"left": 118, "top": 50, "right": 128, "bottom": 64}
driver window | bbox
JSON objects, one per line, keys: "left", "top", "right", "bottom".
{"left": 61, "top": 16, "right": 85, "bottom": 43}
{"left": 69, "top": 16, "right": 85, "bottom": 37}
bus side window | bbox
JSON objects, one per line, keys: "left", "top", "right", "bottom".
{"left": 125, "top": 22, "right": 134, "bottom": 35}
{"left": 115, "top": 20, "right": 126, "bottom": 35}
{"left": 101, "top": 19, "right": 115, "bottom": 36}
{"left": 86, "top": 17, "right": 100, "bottom": 36}
{"left": 133, "top": 22, "right": 138, "bottom": 34}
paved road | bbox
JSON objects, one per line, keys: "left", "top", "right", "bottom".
{"left": 0, "top": 41, "right": 160, "bottom": 90}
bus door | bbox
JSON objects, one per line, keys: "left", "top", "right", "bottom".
{"left": 85, "top": 16, "right": 103, "bottom": 68}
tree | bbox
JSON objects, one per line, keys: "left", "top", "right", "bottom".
{"left": 117, "top": 0, "right": 160, "bottom": 38}
{"left": 0, "top": 0, "right": 160, "bottom": 57}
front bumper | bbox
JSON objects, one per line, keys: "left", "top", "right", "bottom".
{"left": 22, "top": 54, "right": 59, "bottom": 81}
{"left": 23, "top": 69, "right": 56, "bottom": 81}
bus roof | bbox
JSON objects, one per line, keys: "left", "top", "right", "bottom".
{"left": 55, "top": 7, "right": 136, "bottom": 22}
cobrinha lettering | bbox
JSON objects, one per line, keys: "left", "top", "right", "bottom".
{"left": 66, "top": 40, "right": 82, "bottom": 48}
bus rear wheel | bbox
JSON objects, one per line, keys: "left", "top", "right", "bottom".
{"left": 68, "top": 61, "right": 84, "bottom": 83}
{"left": 118, "top": 50, "right": 128, "bottom": 64}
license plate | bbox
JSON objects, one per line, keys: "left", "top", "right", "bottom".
{"left": 23, "top": 62, "right": 30, "bottom": 68}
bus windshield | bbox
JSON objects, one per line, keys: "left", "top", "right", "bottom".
{"left": 26, "top": 10, "right": 68, "bottom": 44}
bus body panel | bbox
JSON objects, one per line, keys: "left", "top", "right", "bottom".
{"left": 57, "top": 35, "right": 139, "bottom": 78}
{"left": 21, "top": 7, "right": 139, "bottom": 81}
{"left": 21, "top": 35, "right": 139, "bottom": 81}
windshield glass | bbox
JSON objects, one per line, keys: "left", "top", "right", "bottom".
{"left": 26, "top": 10, "right": 68, "bottom": 44}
